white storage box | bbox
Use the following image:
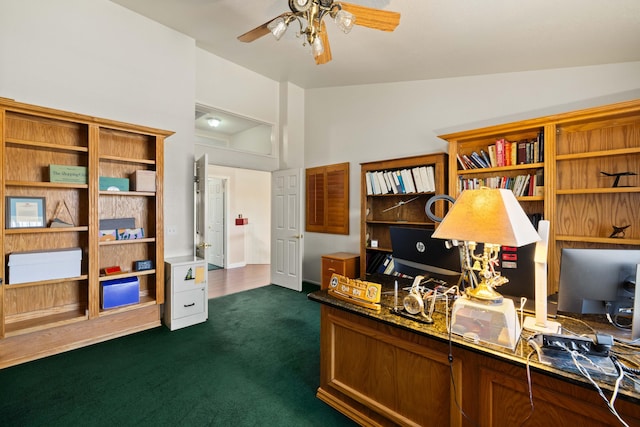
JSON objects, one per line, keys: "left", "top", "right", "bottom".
{"left": 8, "top": 248, "right": 82, "bottom": 284}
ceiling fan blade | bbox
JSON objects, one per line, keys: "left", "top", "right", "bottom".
{"left": 315, "top": 20, "right": 332, "bottom": 65}
{"left": 338, "top": 2, "right": 400, "bottom": 32}
{"left": 237, "top": 13, "right": 290, "bottom": 43}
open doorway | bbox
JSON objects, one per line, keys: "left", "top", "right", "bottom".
{"left": 207, "top": 165, "right": 271, "bottom": 269}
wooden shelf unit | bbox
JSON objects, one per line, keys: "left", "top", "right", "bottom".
{"left": 439, "top": 99, "right": 640, "bottom": 293}
{"left": 0, "top": 98, "right": 172, "bottom": 368}
{"left": 360, "top": 153, "right": 448, "bottom": 279}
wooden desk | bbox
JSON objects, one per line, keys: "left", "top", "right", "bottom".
{"left": 309, "top": 290, "right": 640, "bottom": 427}
{"left": 321, "top": 252, "right": 360, "bottom": 289}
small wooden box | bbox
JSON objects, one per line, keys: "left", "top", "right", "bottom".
{"left": 130, "top": 170, "right": 156, "bottom": 192}
{"left": 321, "top": 252, "right": 360, "bottom": 290}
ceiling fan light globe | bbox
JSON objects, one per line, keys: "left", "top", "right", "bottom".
{"left": 312, "top": 36, "right": 324, "bottom": 57}
{"left": 334, "top": 9, "right": 355, "bottom": 33}
{"left": 268, "top": 17, "right": 288, "bottom": 40}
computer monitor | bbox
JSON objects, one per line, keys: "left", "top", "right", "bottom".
{"left": 389, "top": 226, "right": 461, "bottom": 280}
{"left": 557, "top": 248, "right": 640, "bottom": 314}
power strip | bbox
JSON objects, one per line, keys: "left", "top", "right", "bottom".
{"left": 530, "top": 333, "right": 612, "bottom": 357}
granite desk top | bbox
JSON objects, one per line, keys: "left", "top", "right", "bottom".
{"left": 308, "top": 286, "right": 640, "bottom": 404}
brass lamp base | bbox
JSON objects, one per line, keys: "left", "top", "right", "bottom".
{"left": 466, "top": 281, "right": 503, "bottom": 304}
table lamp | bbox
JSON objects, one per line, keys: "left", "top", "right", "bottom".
{"left": 432, "top": 187, "right": 541, "bottom": 349}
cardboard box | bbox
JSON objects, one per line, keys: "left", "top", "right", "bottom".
{"left": 130, "top": 170, "right": 156, "bottom": 192}
{"left": 8, "top": 248, "right": 82, "bottom": 284}
{"left": 49, "top": 165, "right": 87, "bottom": 184}
{"left": 99, "top": 177, "right": 129, "bottom": 191}
{"left": 101, "top": 276, "right": 140, "bottom": 309}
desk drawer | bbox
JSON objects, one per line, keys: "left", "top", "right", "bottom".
{"left": 173, "top": 264, "right": 206, "bottom": 293}
{"left": 173, "top": 288, "right": 206, "bottom": 319}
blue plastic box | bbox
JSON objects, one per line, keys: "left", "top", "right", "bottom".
{"left": 101, "top": 276, "right": 140, "bottom": 309}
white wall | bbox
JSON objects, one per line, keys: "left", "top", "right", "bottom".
{"left": 208, "top": 166, "right": 271, "bottom": 267}
{"left": 303, "top": 62, "right": 640, "bottom": 283}
{"left": 195, "top": 49, "right": 280, "bottom": 172}
{"left": 0, "top": 0, "right": 197, "bottom": 258}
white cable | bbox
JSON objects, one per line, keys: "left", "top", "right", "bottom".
{"left": 568, "top": 349, "right": 630, "bottom": 427}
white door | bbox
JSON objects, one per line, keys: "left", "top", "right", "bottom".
{"left": 208, "top": 177, "right": 225, "bottom": 268}
{"left": 271, "top": 168, "right": 303, "bottom": 291}
{"left": 194, "top": 154, "right": 210, "bottom": 260}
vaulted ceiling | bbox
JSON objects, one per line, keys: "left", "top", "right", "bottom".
{"left": 111, "top": 0, "right": 640, "bottom": 89}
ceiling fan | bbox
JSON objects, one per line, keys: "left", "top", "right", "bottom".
{"left": 237, "top": 0, "right": 401, "bottom": 65}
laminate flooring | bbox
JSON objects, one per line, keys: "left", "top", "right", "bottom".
{"left": 208, "top": 264, "right": 271, "bottom": 299}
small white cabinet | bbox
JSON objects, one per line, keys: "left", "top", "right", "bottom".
{"left": 164, "top": 256, "right": 208, "bottom": 330}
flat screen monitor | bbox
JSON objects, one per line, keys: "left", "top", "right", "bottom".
{"left": 389, "top": 226, "right": 461, "bottom": 280}
{"left": 557, "top": 248, "right": 640, "bottom": 314}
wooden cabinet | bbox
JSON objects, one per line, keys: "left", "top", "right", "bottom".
{"left": 316, "top": 303, "right": 640, "bottom": 427}
{"left": 360, "top": 153, "right": 448, "bottom": 279}
{"left": 439, "top": 99, "right": 640, "bottom": 293}
{"left": 0, "top": 97, "right": 172, "bottom": 368}
{"left": 164, "top": 256, "right": 208, "bottom": 330}
{"left": 321, "top": 252, "right": 360, "bottom": 289}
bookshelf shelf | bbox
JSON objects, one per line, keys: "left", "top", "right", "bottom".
{"left": 360, "top": 153, "right": 447, "bottom": 280}
{"left": 440, "top": 99, "right": 640, "bottom": 294}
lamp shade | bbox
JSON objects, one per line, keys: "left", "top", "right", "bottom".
{"left": 432, "top": 188, "right": 541, "bottom": 247}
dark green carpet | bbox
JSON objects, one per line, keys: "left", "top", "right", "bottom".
{"left": 208, "top": 263, "right": 222, "bottom": 271}
{"left": 0, "top": 283, "right": 357, "bottom": 426}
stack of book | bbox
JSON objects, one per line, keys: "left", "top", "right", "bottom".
{"left": 456, "top": 131, "right": 544, "bottom": 170}
{"left": 457, "top": 169, "right": 544, "bottom": 197}
{"left": 365, "top": 166, "right": 436, "bottom": 195}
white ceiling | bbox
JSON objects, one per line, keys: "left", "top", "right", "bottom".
{"left": 110, "top": 0, "right": 640, "bottom": 89}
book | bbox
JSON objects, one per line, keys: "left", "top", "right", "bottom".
{"left": 538, "top": 130, "right": 545, "bottom": 162}
{"left": 386, "top": 172, "right": 399, "bottom": 194}
{"left": 480, "top": 149, "right": 491, "bottom": 167}
{"left": 376, "top": 254, "right": 392, "bottom": 273}
{"left": 517, "top": 141, "right": 527, "bottom": 164}
{"left": 365, "top": 172, "right": 373, "bottom": 195}
{"left": 456, "top": 153, "right": 468, "bottom": 170}
{"left": 488, "top": 145, "right": 497, "bottom": 167}
{"left": 401, "top": 169, "right": 416, "bottom": 193}
{"left": 534, "top": 168, "right": 544, "bottom": 196}
{"left": 412, "top": 167, "right": 425, "bottom": 192}
{"left": 376, "top": 171, "right": 389, "bottom": 194}
{"left": 462, "top": 154, "right": 476, "bottom": 169}
{"left": 471, "top": 151, "right": 488, "bottom": 168}
{"left": 395, "top": 171, "right": 406, "bottom": 193}
{"left": 495, "top": 139, "right": 505, "bottom": 167}
{"left": 425, "top": 166, "right": 435, "bottom": 192}
{"left": 383, "top": 258, "right": 395, "bottom": 275}
{"left": 369, "top": 172, "right": 380, "bottom": 194}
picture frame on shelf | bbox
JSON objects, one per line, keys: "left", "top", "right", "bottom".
{"left": 5, "top": 196, "right": 46, "bottom": 229}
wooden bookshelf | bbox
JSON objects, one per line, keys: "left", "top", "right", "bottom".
{"left": 360, "top": 153, "right": 448, "bottom": 280}
{"left": 440, "top": 99, "right": 640, "bottom": 293}
{"left": 0, "top": 98, "right": 172, "bottom": 368}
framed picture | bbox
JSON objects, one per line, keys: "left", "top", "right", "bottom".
{"left": 5, "top": 196, "right": 46, "bottom": 229}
